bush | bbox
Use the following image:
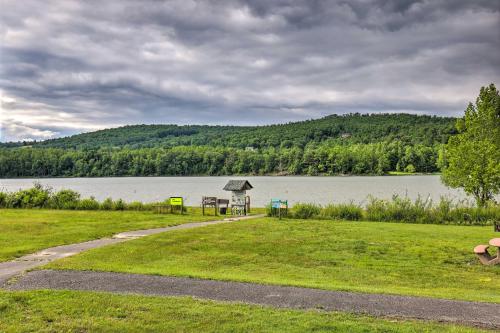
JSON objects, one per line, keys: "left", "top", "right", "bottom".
{"left": 365, "top": 195, "right": 433, "bottom": 223}
{"left": 0, "top": 192, "right": 7, "bottom": 208}
{"left": 114, "top": 199, "right": 126, "bottom": 211}
{"left": 50, "top": 189, "right": 80, "bottom": 209}
{"left": 321, "top": 203, "right": 363, "bottom": 220}
{"left": 292, "top": 203, "right": 321, "bottom": 219}
{"left": 127, "top": 201, "right": 145, "bottom": 211}
{"left": 77, "top": 197, "right": 100, "bottom": 210}
{"left": 5, "top": 183, "right": 52, "bottom": 209}
{"left": 100, "top": 198, "right": 114, "bottom": 210}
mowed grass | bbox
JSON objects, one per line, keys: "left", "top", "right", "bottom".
{"left": 0, "top": 209, "right": 216, "bottom": 262}
{"left": 48, "top": 218, "right": 500, "bottom": 303}
{"left": 0, "top": 290, "right": 488, "bottom": 333}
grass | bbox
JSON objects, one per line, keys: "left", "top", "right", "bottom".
{"left": 0, "top": 290, "right": 488, "bottom": 332}
{"left": 47, "top": 218, "right": 500, "bottom": 303}
{"left": 0, "top": 209, "right": 216, "bottom": 262}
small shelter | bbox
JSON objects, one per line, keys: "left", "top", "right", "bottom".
{"left": 223, "top": 180, "right": 253, "bottom": 215}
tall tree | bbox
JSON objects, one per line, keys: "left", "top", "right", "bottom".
{"left": 441, "top": 84, "right": 500, "bottom": 206}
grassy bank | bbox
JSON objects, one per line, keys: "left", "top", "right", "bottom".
{"left": 47, "top": 218, "right": 500, "bottom": 303}
{"left": 285, "top": 196, "right": 499, "bottom": 225}
{"left": 0, "top": 209, "right": 214, "bottom": 262}
{"left": 0, "top": 290, "right": 487, "bottom": 332}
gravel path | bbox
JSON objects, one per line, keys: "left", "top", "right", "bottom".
{"left": 8, "top": 269, "right": 500, "bottom": 329}
{"left": 0, "top": 214, "right": 264, "bottom": 285}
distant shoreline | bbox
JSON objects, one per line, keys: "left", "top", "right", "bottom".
{"left": 0, "top": 173, "right": 441, "bottom": 180}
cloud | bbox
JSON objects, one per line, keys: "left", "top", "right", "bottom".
{"left": 0, "top": 0, "right": 499, "bottom": 141}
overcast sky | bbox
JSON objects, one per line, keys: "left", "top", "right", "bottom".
{"left": 1, "top": 0, "right": 499, "bottom": 142}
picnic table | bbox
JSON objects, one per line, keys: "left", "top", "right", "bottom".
{"left": 474, "top": 237, "right": 500, "bottom": 265}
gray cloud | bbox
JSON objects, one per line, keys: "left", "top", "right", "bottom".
{"left": 1, "top": 0, "right": 499, "bottom": 141}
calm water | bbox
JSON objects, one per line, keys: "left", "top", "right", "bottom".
{"left": 0, "top": 176, "right": 471, "bottom": 207}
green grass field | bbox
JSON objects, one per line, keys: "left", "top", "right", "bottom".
{"left": 47, "top": 218, "right": 500, "bottom": 303}
{"left": 0, "top": 290, "right": 487, "bottom": 333}
{"left": 0, "top": 209, "right": 216, "bottom": 262}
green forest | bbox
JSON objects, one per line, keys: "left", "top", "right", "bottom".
{"left": 0, "top": 113, "right": 457, "bottom": 177}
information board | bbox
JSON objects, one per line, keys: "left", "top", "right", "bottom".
{"left": 170, "top": 197, "right": 183, "bottom": 206}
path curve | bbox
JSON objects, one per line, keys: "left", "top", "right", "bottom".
{"left": 0, "top": 214, "right": 264, "bottom": 285}
{"left": 8, "top": 269, "right": 500, "bottom": 329}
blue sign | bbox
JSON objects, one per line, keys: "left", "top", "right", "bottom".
{"left": 271, "top": 199, "right": 281, "bottom": 208}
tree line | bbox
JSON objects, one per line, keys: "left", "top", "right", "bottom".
{"left": 3, "top": 113, "right": 456, "bottom": 150}
{"left": 0, "top": 141, "right": 441, "bottom": 177}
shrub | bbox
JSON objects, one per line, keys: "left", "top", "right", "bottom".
{"left": 292, "top": 203, "right": 321, "bottom": 219}
{"left": 0, "top": 192, "right": 7, "bottom": 208}
{"left": 77, "top": 197, "right": 100, "bottom": 210}
{"left": 265, "top": 203, "right": 273, "bottom": 217}
{"left": 321, "top": 203, "right": 363, "bottom": 220}
{"left": 100, "top": 198, "right": 114, "bottom": 210}
{"left": 50, "top": 189, "right": 80, "bottom": 209}
{"left": 7, "top": 183, "right": 52, "bottom": 208}
{"left": 114, "top": 199, "right": 126, "bottom": 211}
{"left": 127, "top": 201, "right": 145, "bottom": 211}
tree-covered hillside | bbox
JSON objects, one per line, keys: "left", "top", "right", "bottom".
{"left": 0, "top": 113, "right": 458, "bottom": 177}
{"left": 27, "top": 113, "right": 456, "bottom": 149}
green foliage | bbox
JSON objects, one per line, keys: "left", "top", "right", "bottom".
{"left": 292, "top": 203, "right": 321, "bottom": 219}
{"left": 114, "top": 199, "right": 126, "bottom": 211}
{"left": 441, "top": 84, "right": 500, "bottom": 206}
{"left": 288, "top": 196, "right": 499, "bottom": 225}
{"left": 0, "top": 114, "right": 455, "bottom": 177}
{"left": 77, "top": 197, "right": 100, "bottom": 210}
{"left": 365, "top": 195, "right": 434, "bottom": 223}
{"left": 3, "top": 183, "right": 52, "bottom": 208}
{"left": 127, "top": 201, "right": 145, "bottom": 211}
{"left": 28, "top": 113, "right": 457, "bottom": 149}
{"left": 0, "top": 192, "right": 6, "bottom": 207}
{"left": 100, "top": 198, "right": 114, "bottom": 210}
{"left": 51, "top": 189, "right": 81, "bottom": 209}
{"left": 320, "top": 203, "right": 363, "bottom": 220}
{"left": 0, "top": 186, "right": 156, "bottom": 211}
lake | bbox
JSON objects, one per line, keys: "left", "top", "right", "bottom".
{"left": 0, "top": 176, "right": 471, "bottom": 207}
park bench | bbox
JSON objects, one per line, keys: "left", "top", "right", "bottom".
{"left": 473, "top": 238, "right": 500, "bottom": 265}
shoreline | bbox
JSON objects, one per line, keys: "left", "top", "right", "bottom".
{"left": 0, "top": 173, "right": 441, "bottom": 180}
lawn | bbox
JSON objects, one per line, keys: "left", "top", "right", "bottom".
{"left": 0, "top": 209, "right": 216, "bottom": 262}
{"left": 0, "top": 290, "right": 488, "bottom": 333}
{"left": 47, "top": 218, "right": 500, "bottom": 303}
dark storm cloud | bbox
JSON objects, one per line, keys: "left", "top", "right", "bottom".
{"left": 1, "top": 0, "right": 499, "bottom": 141}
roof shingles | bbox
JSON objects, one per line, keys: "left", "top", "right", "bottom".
{"left": 223, "top": 180, "right": 253, "bottom": 191}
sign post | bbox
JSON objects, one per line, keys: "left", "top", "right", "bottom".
{"left": 271, "top": 198, "right": 288, "bottom": 219}
{"left": 169, "top": 197, "right": 184, "bottom": 214}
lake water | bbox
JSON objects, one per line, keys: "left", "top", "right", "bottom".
{"left": 0, "top": 176, "right": 471, "bottom": 207}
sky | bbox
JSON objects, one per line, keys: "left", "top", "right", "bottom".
{"left": 1, "top": 0, "right": 499, "bottom": 142}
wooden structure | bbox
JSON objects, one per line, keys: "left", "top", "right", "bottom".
{"left": 202, "top": 196, "right": 218, "bottom": 216}
{"left": 218, "top": 198, "right": 229, "bottom": 215}
{"left": 270, "top": 198, "right": 288, "bottom": 219}
{"left": 153, "top": 196, "right": 184, "bottom": 214}
{"left": 223, "top": 180, "right": 253, "bottom": 216}
{"left": 474, "top": 238, "right": 500, "bottom": 266}
{"left": 152, "top": 204, "right": 169, "bottom": 214}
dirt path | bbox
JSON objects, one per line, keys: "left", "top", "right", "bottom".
{"left": 0, "top": 214, "right": 264, "bottom": 285}
{"left": 7, "top": 269, "right": 500, "bottom": 329}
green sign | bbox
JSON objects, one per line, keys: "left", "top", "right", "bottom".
{"left": 170, "top": 197, "right": 183, "bottom": 206}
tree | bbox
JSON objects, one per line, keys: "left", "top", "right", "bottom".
{"left": 441, "top": 84, "right": 500, "bottom": 206}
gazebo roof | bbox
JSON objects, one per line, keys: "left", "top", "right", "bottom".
{"left": 223, "top": 180, "right": 253, "bottom": 191}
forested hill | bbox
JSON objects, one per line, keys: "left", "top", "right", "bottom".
{"left": 0, "top": 113, "right": 459, "bottom": 177}
{"left": 24, "top": 113, "right": 456, "bottom": 149}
